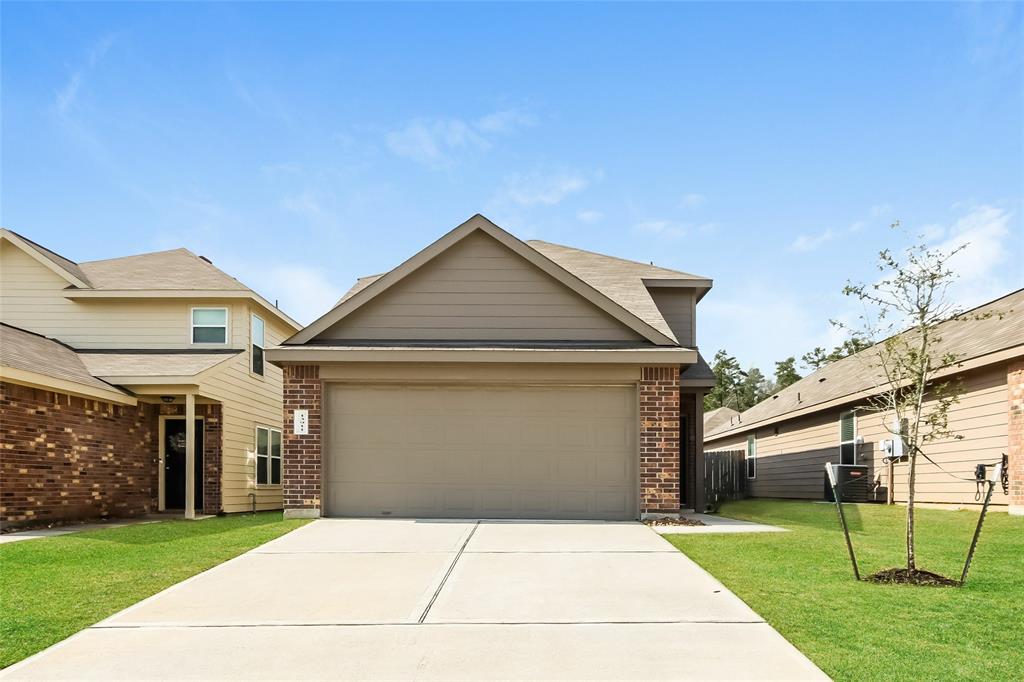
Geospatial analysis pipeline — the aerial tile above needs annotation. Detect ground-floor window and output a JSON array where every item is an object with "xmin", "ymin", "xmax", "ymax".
[
  {"xmin": 839, "ymin": 410, "xmax": 857, "ymax": 465},
  {"xmin": 255, "ymin": 425, "xmax": 282, "ymax": 485},
  {"xmin": 746, "ymin": 434, "xmax": 757, "ymax": 479}
]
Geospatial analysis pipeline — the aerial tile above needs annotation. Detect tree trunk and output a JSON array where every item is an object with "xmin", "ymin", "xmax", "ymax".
[{"xmin": 906, "ymin": 449, "xmax": 917, "ymax": 571}]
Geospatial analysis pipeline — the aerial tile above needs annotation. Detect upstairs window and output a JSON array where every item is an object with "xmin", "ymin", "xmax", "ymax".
[
  {"xmin": 191, "ymin": 308, "xmax": 228, "ymax": 344},
  {"xmin": 746, "ymin": 434, "xmax": 757, "ymax": 479},
  {"xmin": 256, "ymin": 426, "xmax": 282, "ymax": 486},
  {"xmin": 840, "ymin": 411, "xmax": 857, "ymax": 465},
  {"xmin": 251, "ymin": 314, "xmax": 265, "ymax": 376}
]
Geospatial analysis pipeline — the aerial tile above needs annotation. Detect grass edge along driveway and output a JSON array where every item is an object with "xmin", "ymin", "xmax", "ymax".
[
  {"xmin": 664, "ymin": 499, "xmax": 1023, "ymax": 682},
  {"xmin": 0, "ymin": 512, "xmax": 310, "ymax": 668}
]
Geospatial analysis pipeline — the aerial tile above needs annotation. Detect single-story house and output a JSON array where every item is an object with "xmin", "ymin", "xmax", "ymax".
[
  {"xmin": 267, "ymin": 214, "xmax": 716, "ymax": 520},
  {"xmin": 704, "ymin": 288, "xmax": 1023, "ymax": 514},
  {"xmin": 0, "ymin": 229, "xmax": 301, "ymax": 529}
]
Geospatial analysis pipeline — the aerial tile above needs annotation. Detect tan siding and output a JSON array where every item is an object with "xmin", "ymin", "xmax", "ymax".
[
  {"xmin": 648, "ymin": 289, "xmax": 694, "ymax": 347},
  {"xmin": 318, "ymin": 231, "xmax": 642, "ymax": 342},
  {"xmin": 1, "ymin": 242, "xmax": 249, "ymax": 350},
  {"xmin": 198, "ymin": 306, "xmax": 289, "ymax": 512},
  {"xmin": 705, "ymin": 364, "xmax": 1010, "ymax": 507}
]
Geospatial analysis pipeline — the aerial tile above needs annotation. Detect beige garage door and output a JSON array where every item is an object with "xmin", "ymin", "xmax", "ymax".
[{"xmin": 324, "ymin": 384, "xmax": 637, "ymax": 520}]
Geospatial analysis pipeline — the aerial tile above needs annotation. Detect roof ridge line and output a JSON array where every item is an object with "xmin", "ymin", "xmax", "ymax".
[{"xmin": 527, "ymin": 239, "xmax": 707, "ymax": 279}]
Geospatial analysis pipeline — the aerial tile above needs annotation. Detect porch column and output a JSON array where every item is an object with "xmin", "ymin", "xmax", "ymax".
[{"xmin": 185, "ymin": 392, "xmax": 196, "ymax": 520}]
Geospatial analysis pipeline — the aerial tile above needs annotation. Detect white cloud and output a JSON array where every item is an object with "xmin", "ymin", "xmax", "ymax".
[
  {"xmin": 932, "ymin": 204, "xmax": 1014, "ymax": 308},
  {"xmin": 577, "ymin": 209, "xmax": 604, "ymax": 224},
  {"xmin": 789, "ymin": 228, "xmax": 835, "ymax": 252},
  {"xmin": 501, "ymin": 169, "xmax": 589, "ymax": 206},
  {"xmin": 280, "ymin": 191, "xmax": 324, "ymax": 221},
  {"xmin": 680, "ymin": 193, "xmax": 706, "ymax": 209},
  {"xmin": 475, "ymin": 108, "xmax": 537, "ymax": 134},
  {"xmin": 258, "ymin": 265, "xmax": 345, "ymax": 325},
  {"xmin": 54, "ymin": 33, "xmax": 116, "ymax": 115},
  {"xmin": 870, "ymin": 203, "xmax": 893, "ymax": 218},
  {"xmin": 634, "ymin": 220, "xmax": 686, "ymax": 239},
  {"xmin": 700, "ymin": 287, "xmax": 835, "ymax": 373},
  {"xmin": 385, "ymin": 118, "xmax": 488, "ymax": 168},
  {"xmin": 385, "ymin": 108, "xmax": 534, "ymax": 168}
]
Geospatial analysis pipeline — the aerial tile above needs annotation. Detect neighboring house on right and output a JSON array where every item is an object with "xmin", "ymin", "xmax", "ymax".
[{"xmin": 704, "ymin": 288, "xmax": 1023, "ymax": 515}]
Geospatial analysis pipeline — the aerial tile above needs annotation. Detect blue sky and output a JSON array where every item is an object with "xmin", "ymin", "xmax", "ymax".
[{"xmin": 3, "ymin": 2, "xmax": 1021, "ymax": 374}]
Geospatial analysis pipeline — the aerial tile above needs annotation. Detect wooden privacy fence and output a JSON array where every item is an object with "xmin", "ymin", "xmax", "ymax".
[{"xmin": 703, "ymin": 449, "xmax": 748, "ymax": 512}]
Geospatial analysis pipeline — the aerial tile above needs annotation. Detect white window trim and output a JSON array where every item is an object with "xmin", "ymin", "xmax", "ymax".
[
  {"xmin": 251, "ymin": 313, "xmax": 265, "ymax": 377},
  {"xmin": 839, "ymin": 410, "xmax": 858, "ymax": 466},
  {"xmin": 190, "ymin": 306, "xmax": 230, "ymax": 346},
  {"xmin": 254, "ymin": 425, "xmax": 282, "ymax": 487},
  {"xmin": 746, "ymin": 434, "xmax": 757, "ymax": 480}
]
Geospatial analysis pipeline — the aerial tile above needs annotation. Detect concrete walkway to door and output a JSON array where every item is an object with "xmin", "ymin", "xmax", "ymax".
[{"xmin": 1, "ymin": 519, "xmax": 826, "ymax": 681}]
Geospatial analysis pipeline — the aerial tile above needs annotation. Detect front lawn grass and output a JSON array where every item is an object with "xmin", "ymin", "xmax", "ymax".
[
  {"xmin": 0, "ymin": 512, "xmax": 309, "ymax": 668},
  {"xmin": 665, "ymin": 500, "xmax": 1023, "ymax": 681}
]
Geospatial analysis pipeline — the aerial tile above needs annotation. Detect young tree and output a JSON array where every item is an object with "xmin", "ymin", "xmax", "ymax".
[
  {"xmin": 840, "ymin": 222, "xmax": 977, "ymax": 574},
  {"xmin": 773, "ymin": 357, "xmax": 801, "ymax": 390}
]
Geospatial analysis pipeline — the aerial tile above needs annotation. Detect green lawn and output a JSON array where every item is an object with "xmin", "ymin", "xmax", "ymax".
[
  {"xmin": 665, "ymin": 499, "xmax": 1023, "ymax": 682},
  {"xmin": 0, "ymin": 512, "xmax": 309, "ymax": 669}
]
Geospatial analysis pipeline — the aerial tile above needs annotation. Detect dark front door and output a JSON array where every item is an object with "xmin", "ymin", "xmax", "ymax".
[{"xmin": 165, "ymin": 419, "xmax": 203, "ymax": 510}]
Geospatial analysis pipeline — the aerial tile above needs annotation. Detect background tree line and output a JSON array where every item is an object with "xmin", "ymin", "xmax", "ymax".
[{"xmin": 703, "ymin": 337, "xmax": 870, "ymax": 412}]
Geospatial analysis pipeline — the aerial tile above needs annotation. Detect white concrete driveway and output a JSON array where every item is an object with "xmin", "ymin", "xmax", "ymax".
[{"xmin": 2, "ymin": 519, "xmax": 826, "ymax": 681}]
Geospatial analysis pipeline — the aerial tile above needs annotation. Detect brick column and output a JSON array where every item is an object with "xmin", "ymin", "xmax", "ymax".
[
  {"xmin": 283, "ymin": 365, "xmax": 322, "ymax": 518},
  {"xmin": 640, "ymin": 366, "xmax": 681, "ymax": 517},
  {"xmin": 1009, "ymin": 360, "xmax": 1024, "ymax": 516}
]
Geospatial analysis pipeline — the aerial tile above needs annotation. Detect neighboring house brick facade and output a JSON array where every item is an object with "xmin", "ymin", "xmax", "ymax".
[
  {"xmin": 0, "ymin": 382, "xmax": 159, "ymax": 525},
  {"xmin": 0, "ymin": 229, "xmax": 301, "ymax": 529}
]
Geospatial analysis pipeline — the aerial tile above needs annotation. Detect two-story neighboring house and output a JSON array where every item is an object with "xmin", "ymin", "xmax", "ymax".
[
  {"xmin": 0, "ymin": 229, "xmax": 301, "ymax": 528},
  {"xmin": 267, "ymin": 215, "xmax": 716, "ymax": 521}
]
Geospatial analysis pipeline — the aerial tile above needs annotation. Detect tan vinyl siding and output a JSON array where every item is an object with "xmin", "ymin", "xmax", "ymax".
[
  {"xmin": 705, "ymin": 364, "xmax": 1010, "ymax": 506},
  {"xmin": 647, "ymin": 288, "xmax": 694, "ymax": 347},
  {"xmin": 197, "ymin": 306, "xmax": 289, "ymax": 512},
  {"xmin": 318, "ymin": 231, "xmax": 642, "ymax": 342},
  {"xmin": 1, "ymin": 243, "xmax": 249, "ymax": 350}
]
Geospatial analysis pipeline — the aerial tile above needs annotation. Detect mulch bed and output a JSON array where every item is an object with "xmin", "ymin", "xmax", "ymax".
[
  {"xmin": 643, "ymin": 517, "xmax": 706, "ymax": 527},
  {"xmin": 865, "ymin": 568, "xmax": 960, "ymax": 587}
]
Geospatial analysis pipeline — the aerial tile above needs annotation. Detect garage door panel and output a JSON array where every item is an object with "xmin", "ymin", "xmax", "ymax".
[{"xmin": 325, "ymin": 384, "xmax": 638, "ymax": 520}]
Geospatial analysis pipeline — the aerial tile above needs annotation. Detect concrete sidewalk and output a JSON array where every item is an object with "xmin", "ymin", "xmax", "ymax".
[{"xmin": 1, "ymin": 519, "xmax": 826, "ymax": 681}]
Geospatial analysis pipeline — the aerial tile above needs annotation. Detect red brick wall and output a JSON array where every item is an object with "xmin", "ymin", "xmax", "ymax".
[
  {"xmin": 640, "ymin": 366, "xmax": 681, "ymax": 515},
  {"xmin": 158, "ymin": 402, "xmax": 223, "ymax": 515},
  {"xmin": 1009, "ymin": 360, "xmax": 1024, "ymax": 514},
  {"xmin": 282, "ymin": 365, "xmax": 321, "ymax": 516},
  {"xmin": 0, "ymin": 382, "xmax": 159, "ymax": 529}
]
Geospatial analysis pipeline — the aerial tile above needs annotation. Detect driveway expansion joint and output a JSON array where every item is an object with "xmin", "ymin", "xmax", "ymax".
[{"xmin": 417, "ymin": 521, "xmax": 479, "ymax": 624}]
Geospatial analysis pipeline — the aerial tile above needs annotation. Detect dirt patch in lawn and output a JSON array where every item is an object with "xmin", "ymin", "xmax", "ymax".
[
  {"xmin": 644, "ymin": 517, "xmax": 706, "ymax": 528},
  {"xmin": 865, "ymin": 568, "xmax": 960, "ymax": 587}
]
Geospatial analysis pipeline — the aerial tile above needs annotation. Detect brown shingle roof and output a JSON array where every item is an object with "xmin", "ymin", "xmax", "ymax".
[
  {"xmin": 704, "ymin": 406, "xmax": 740, "ymax": 433},
  {"xmin": 705, "ymin": 288, "xmax": 1024, "ymax": 440},
  {"xmin": 0, "ymin": 324, "xmax": 127, "ymax": 394},
  {"xmin": 79, "ymin": 248, "xmax": 249, "ymax": 291},
  {"xmin": 78, "ymin": 351, "xmax": 240, "ymax": 378},
  {"xmin": 527, "ymin": 240, "xmax": 708, "ymax": 343}
]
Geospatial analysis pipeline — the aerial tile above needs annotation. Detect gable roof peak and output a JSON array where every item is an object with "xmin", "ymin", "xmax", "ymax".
[{"xmin": 287, "ymin": 214, "xmax": 678, "ymax": 346}]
